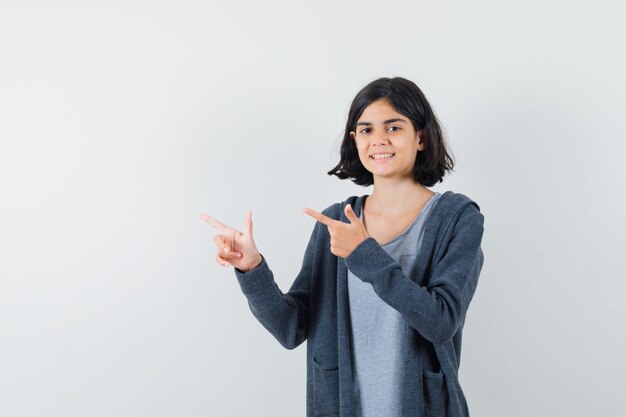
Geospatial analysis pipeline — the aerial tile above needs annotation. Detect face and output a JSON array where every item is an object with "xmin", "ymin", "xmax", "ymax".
[{"xmin": 350, "ymin": 99, "xmax": 424, "ymax": 181}]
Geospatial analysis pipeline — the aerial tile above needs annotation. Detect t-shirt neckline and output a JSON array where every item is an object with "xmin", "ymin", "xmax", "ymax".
[{"xmin": 359, "ymin": 192, "xmax": 439, "ymax": 247}]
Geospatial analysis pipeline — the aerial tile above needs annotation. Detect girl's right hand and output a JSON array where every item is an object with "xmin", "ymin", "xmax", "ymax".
[{"xmin": 200, "ymin": 210, "xmax": 263, "ymax": 272}]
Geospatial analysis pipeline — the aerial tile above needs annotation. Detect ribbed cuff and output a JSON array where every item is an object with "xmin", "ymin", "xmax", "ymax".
[
  {"xmin": 345, "ymin": 237, "xmax": 396, "ymax": 281},
  {"xmin": 233, "ymin": 254, "xmax": 277, "ymax": 297}
]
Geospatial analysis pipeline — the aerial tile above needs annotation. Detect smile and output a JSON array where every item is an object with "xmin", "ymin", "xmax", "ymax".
[{"xmin": 370, "ymin": 153, "xmax": 395, "ymax": 160}]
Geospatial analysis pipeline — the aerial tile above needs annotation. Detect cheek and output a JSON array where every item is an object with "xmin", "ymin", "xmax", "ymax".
[
  {"xmin": 354, "ymin": 142, "xmax": 366, "ymax": 158},
  {"xmin": 358, "ymin": 147, "xmax": 370, "ymax": 163}
]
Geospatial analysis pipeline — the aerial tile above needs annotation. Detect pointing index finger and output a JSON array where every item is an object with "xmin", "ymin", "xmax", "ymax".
[
  {"xmin": 302, "ymin": 207, "xmax": 335, "ymax": 226},
  {"xmin": 200, "ymin": 213, "xmax": 226, "ymax": 230}
]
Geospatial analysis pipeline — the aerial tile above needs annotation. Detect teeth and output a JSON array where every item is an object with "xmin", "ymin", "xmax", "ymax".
[{"xmin": 371, "ymin": 153, "xmax": 394, "ymax": 159}]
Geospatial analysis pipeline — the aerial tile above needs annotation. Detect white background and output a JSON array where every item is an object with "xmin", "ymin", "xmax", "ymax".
[{"xmin": 1, "ymin": 1, "xmax": 625, "ymax": 416}]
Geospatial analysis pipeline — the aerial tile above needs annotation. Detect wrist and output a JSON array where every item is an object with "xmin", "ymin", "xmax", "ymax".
[{"xmin": 243, "ymin": 253, "xmax": 263, "ymax": 272}]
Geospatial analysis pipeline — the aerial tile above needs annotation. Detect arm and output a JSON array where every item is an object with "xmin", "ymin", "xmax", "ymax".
[
  {"xmin": 345, "ymin": 204, "xmax": 485, "ymax": 345},
  {"xmin": 233, "ymin": 221, "xmax": 321, "ymax": 350}
]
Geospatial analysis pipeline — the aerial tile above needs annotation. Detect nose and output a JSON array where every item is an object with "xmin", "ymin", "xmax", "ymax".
[{"xmin": 372, "ymin": 131, "xmax": 389, "ymax": 146}]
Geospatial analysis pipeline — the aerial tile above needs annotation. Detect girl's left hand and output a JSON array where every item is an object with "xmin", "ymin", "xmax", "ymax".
[{"xmin": 302, "ymin": 204, "xmax": 370, "ymax": 258}]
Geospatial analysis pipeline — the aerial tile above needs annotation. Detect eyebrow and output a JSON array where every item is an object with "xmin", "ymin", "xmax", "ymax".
[{"xmin": 356, "ymin": 118, "xmax": 408, "ymax": 126}]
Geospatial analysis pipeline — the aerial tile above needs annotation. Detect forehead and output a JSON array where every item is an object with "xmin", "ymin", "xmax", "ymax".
[{"xmin": 358, "ymin": 99, "xmax": 407, "ymax": 122}]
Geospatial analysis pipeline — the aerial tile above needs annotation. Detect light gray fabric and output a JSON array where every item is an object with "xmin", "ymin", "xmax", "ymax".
[{"xmin": 348, "ymin": 192, "xmax": 442, "ymax": 417}]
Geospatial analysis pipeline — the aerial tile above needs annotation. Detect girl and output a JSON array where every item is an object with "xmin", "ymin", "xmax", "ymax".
[{"xmin": 202, "ymin": 77, "xmax": 485, "ymax": 417}]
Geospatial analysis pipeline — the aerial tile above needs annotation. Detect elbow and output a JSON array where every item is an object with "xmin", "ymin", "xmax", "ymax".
[
  {"xmin": 429, "ymin": 323, "xmax": 458, "ymax": 345},
  {"xmin": 278, "ymin": 339, "xmax": 299, "ymax": 350},
  {"xmin": 423, "ymin": 307, "xmax": 463, "ymax": 345},
  {"xmin": 248, "ymin": 301, "xmax": 307, "ymax": 350},
  {"xmin": 423, "ymin": 291, "xmax": 466, "ymax": 344},
  {"xmin": 274, "ymin": 330, "xmax": 306, "ymax": 350}
]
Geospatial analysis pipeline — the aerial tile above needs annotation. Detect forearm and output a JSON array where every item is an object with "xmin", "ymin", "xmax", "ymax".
[
  {"xmin": 234, "ymin": 254, "xmax": 308, "ymax": 349},
  {"xmin": 345, "ymin": 211, "xmax": 484, "ymax": 344}
]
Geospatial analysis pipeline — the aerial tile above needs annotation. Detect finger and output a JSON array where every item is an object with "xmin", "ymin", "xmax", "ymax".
[
  {"xmin": 213, "ymin": 234, "xmax": 230, "ymax": 250},
  {"xmin": 302, "ymin": 207, "xmax": 335, "ymax": 226},
  {"xmin": 344, "ymin": 204, "xmax": 361, "ymax": 224},
  {"xmin": 214, "ymin": 234, "xmax": 237, "ymax": 254},
  {"xmin": 220, "ymin": 247, "xmax": 242, "ymax": 259},
  {"xmin": 215, "ymin": 254, "xmax": 230, "ymax": 267},
  {"xmin": 244, "ymin": 210, "xmax": 254, "ymax": 238},
  {"xmin": 201, "ymin": 213, "xmax": 227, "ymax": 230}
]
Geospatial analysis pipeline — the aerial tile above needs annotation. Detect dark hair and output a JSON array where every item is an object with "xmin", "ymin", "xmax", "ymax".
[{"xmin": 327, "ymin": 77, "xmax": 454, "ymax": 187}]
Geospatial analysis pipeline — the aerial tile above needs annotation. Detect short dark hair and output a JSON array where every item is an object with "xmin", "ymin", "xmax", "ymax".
[{"xmin": 328, "ymin": 77, "xmax": 454, "ymax": 187}]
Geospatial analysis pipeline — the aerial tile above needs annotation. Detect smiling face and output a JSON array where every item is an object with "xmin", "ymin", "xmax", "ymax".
[{"xmin": 350, "ymin": 98, "xmax": 424, "ymax": 182}]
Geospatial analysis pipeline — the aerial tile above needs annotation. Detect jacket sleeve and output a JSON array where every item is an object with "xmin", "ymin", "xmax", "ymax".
[
  {"xmin": 345, "ymin": 203, "xmax": 485, "ymax": 344},
  {"xmin": 232, "ymin": 220, "xmax": 321, "ymax": 350}
]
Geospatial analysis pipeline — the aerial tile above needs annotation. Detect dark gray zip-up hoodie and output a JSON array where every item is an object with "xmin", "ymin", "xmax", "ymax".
[{"xmin": 234, "ymin": 191, "xmax": 485, "ymax": 417}]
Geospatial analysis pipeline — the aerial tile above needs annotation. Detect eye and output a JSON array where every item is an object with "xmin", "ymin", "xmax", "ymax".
[
  {"xmin": 388, "ymin": 126, "xmax": 400, "ymax": 132},
  {"xmin": 359, "ymin": 127, "xmax": 371, "ymax": 134}
]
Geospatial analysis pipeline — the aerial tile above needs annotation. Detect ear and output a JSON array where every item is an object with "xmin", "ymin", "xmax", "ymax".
[
  {"xmin": 349, "ymin": 131, "xmax": 356, "ymax": 140},
  {"xmin": 416, "ymin": 131, "xmax": 425, "ymax": 151}
]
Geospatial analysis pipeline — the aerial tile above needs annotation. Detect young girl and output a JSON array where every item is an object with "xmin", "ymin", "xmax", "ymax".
[{"xmin": 202, "ymin": 77, "xmax": 485, "ymax": 417}]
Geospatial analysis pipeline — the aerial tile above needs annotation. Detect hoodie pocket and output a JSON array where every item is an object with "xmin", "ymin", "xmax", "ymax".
[
  {"xmin": 423, "ymin": 369, "xmax": 447, "ymax": 417},
  {"xmin": 312, "ymin": 356, "xmax": 340, "ymax": 417}
]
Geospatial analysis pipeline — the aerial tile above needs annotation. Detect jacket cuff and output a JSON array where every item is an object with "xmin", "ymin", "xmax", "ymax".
[
  {"xmin": 345, "ymin": 237, "xmax": 396, "ymax": 281},
  {"xmin": 233, "ymin": 254, "xmax": 276, "ymax": 297}
]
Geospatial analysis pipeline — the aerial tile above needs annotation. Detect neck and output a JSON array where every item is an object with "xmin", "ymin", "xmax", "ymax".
[{"xmin": 366, "ymin": 176, "xmax": 434, "ymax": 216}]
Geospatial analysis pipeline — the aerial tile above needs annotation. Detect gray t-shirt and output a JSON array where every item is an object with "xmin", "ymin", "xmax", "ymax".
[{"xmin": 347, "ymin": 191, "xmax": 442, "ymax": 417}]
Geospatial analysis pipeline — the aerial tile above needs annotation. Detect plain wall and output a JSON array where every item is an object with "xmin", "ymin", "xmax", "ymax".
[{"xmin": 1, "ymin": 0, "xmax": 625, "ymax": 416}]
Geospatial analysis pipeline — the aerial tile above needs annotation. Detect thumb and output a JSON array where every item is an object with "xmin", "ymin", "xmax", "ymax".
[
  {"xmin": 244, "ymin": 210, "xmax": 254, "ymax": 238},
  {"xmin": 344, "ymin": 204, "xmax": 360, "ymax": 224}
]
